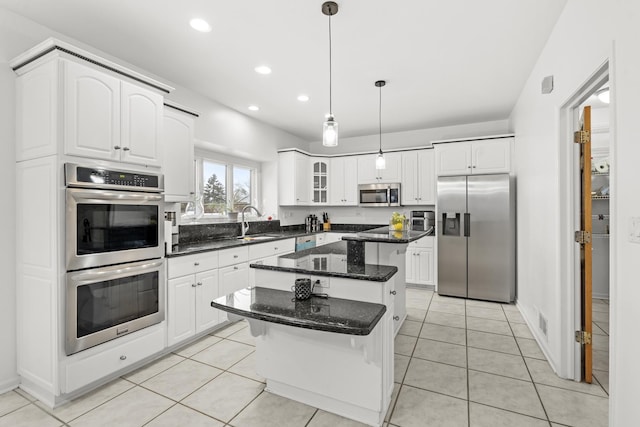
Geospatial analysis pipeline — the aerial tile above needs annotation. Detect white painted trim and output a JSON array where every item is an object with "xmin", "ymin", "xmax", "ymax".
[
  {"xmin": 276, "ymin": 146, "xmax": 433, "ymax": 158},
  {"xmin": 430, "ymin": 133, "xmax": 515, "ymax": 144},
  {"xmin": 0, "ymin": 376, "xmax": 20, "ymax": 395}
]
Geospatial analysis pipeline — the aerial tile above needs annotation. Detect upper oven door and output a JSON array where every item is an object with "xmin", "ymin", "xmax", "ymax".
[{"xmin": 66, "ymin": 188, "xmax": 164, "ymax": 271}]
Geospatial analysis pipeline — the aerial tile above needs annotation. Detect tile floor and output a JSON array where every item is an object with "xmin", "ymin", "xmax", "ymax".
[{"xmin": 0, "ymin": 289, "xmax": 610, "ymax": 427}]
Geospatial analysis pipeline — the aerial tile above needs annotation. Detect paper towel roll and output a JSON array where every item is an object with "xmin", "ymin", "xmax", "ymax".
[
  {"xmin": 164, "ymin": 220, "xmax": 173, "ymax": 254},
  {"xmin": 595, "ymin": 161, "xmax": 609, "ymax": 173}
]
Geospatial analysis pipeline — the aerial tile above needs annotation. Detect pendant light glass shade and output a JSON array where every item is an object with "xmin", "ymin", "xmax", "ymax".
[
  {"xmin": 323, "ymin": 116, "xmax": 339, "ymax": 147},
  {"xmin": 376, "ymin": 150, "xmax": 386, "ymax": 169}
]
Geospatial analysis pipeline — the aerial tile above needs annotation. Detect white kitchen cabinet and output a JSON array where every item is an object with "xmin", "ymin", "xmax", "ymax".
[
  {"xmin": 311, "ymin": 157, "xmax": 329, "ymax": 205},
  {"xmin": 167, "ymin": 252, "xmax": 221, "ymax": 347},
  {"xmin": 278, "ymin": 150, "xmax": 310, "ymax": 205},
  {"xmin": 330, "ymin": 156, "xmax": 358, "ymax": 205},
  {"xmin": 357, "ymin": 152, "xmax": 401, "ymax": 184},
  {"xmin": 162, "ymin": 106, "xmax": 196, "ymax": 202},
  {"xmin": 435, "ymin": 137, "xmax": 512, "ymax": 176},
  {"xmin": 219, "ymin": 246, "xmax": 250, "ymax": 298},
  {"xmin": 402, "ymin": 149, "xmax": 435, "ymax": 205},
  {"xmin": 406, "ymin": 236, "xmax": 434, "ymax": 286},
  {"xmin": 64, "ymin": 60, "xmax": 164, "ymax": 167},
  {"xmin": 248, "ymin": 238, "xmax": 295, "ymax": 286}
]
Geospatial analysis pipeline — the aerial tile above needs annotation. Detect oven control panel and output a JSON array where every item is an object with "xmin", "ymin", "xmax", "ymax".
[{"xmin": 65, "ymin": 164, "xmax": 163, "ymax": 192}]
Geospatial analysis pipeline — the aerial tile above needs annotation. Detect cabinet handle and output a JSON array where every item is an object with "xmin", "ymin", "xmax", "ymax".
[
  {"xmin": 194, "ymin": 262, "xmax": 200, "ymax": 266},
  {"xmin": 233, "ymin": 266, "xmax": 239, "ymax": 270},
  {"xmin": 120, "ymin": 355, "xmax": 127, "ymax": 360},
  {"xmin": 393, "ymin": 316, "xmax": 400, "ymax": 321},
  {"xmin": 472, "ymin": 165, "xmax": 476, "ymax": 168},
  {"xmin": 191, "ymin": 283, "xmax": 197, "ymax": 287},
  {"xmin": 467, "ymin": 165, "xmax": 471, "ymax": 169},
  {"xmin": 114, "ymin": 145, "xmax": 121, "ymax": 150},
  {"xmin": 197, "ymin": 282, "xmax": 203, "ymax": 286},
  {"xmin": 233, "ymin": 255, "xmax": 238, "ymax": 258},
  {"xmin": 390, "ymin": 290, "xmax": 397, "ymax": 295},
  {"xmin": 123, "ymin": 147, "xmax": 130, "ymax": 151},
  {"xmin": 189, "ymin": 192, "xmax": 195, "ymax": 195},
  {"xmin": 274, "ymin": 247, "xmax": 278, "ymax": 250}
]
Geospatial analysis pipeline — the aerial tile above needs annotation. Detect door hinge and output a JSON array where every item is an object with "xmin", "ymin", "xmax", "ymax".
[
  {"xmin": 573, "ymin": 130, "xmax": 591, "ymax": 144},
  {"xmin": 574, "ymin": 230, "xmax": 592, "ymax": 244},
  {"xmin": 575, "ymin": 330, "xmax": 592, "ymax": 345}
]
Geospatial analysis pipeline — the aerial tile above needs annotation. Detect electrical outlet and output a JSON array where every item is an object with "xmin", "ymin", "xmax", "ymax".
[
  {"xmin": 313, "ymin": 277, "xmax": 329, "ymax": 288},
  {"xmin": 355, "ymin": 211, "xmax": 362, "ymax": 216},
  {"xmin": 629, "ymin": 217, "xmax": 640, "ymax": 243},
  {"xmin": 538, "ymin": 311, "xmax": 548, "ymax": 338}
]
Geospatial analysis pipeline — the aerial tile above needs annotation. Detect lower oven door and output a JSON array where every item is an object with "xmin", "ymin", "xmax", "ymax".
[
  {"xmin": 66, "ymin": 188, "xmax": 164, "ymax": 271},
  {"xmin": 66, "ymin": 259, "xmax": 165, "ymax": 355}
]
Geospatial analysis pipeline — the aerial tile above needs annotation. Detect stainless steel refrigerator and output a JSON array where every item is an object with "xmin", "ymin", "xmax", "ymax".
[{"xmin": 437, "ymin": 174, "xmax": 515, "ymax": 302}]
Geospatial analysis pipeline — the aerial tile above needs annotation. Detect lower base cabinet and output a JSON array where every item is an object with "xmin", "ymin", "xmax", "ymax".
[{"xmin": 406, "ymin": 237, "xmax": 434, "ymax": 286}]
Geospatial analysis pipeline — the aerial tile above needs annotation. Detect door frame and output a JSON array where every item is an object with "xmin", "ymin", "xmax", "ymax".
[{"xmin": 558, "ymin": 61, "xmax": 609, "ymax": 380}]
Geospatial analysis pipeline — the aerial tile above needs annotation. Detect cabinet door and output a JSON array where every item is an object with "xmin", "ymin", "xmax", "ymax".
[
  {"xmin": 64, "ymin": 60, "xmax": 121, "ymax": 161},
  {"xmin": 471, "ymin": 138, "xmax": 511, "ymax": 174},
  {"xmin": 357, "ymin": 154, "xmax": 379, "ymax": 184},
  {"xmin": 342, "ymin": 157, "xmax": 358, "ymax": 205},
  {"xmin": 415, "ymin": 248, "xmax": 434, "ymax": 285},
  {"xmin": 219, "ymin": 263, "xmax": 250, "ymax": 295},
  {"xmin": 120, "ymin": 81, "xmax": 163, "ymax": 167},
  {"xmin": 329, "ymin": 157, "xmax": 345, "ymax": 204},
  {"xmin": 195, "ymin": 270, "xmax": 220, "ymax": 333},
  {"xmin": 294, "ymin": 153, "xmax": 311, "ymax": 205},
  {"xmin": 167, "ymin": 276, "xmax": 196, "ymax": 346},
  {"xmin": 417, "ymin": 149, "xmax": 435, "ymax": 204},
  {"xmin": 405, "ymin": 249, "xmax": 416, "ymax": 283},
  {"xmin": 163, "ymin": 109, "xmax": 195, "ymax": 202},
  {"xmin": 311, "ymin": 158, "xmax": 329, "ymax": 204},
  {"xmin": 435, "ymin": 142, "xmax": 472, "ymax": 176},
  {"xmin": 401, "ymin": 152, "xmax": 419, "ymax": 205},
  {"xmin": 279, "ymin": 151, "xmax": 310, "ymax": 206},
  {"xmin": 380, "ymin": 152, "xmax": 402, "ymax": 182}
]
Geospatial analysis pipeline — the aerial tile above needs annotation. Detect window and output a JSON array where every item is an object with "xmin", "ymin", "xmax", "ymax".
[{"xmin": 182, "ymin": 154, "xmax": 258, "ymax": 220}]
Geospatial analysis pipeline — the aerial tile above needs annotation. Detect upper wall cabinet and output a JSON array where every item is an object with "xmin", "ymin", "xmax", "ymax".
[
  {"xmin": 330, "ymin": 156, "xmax": 358, "ymax": 206},
  {"xmin": 278, "ymin": 151, "xmax": 310, "ymax": 206},
  {"xmin": 434, "ymin": 137, "xmax": 512, "ymax": 176},
  {"xmin": 162, "ymin": 106, "xmax": 197, "ymax": 202},
  {"xmin": 310, "ymin": 157, "xmax": 329, "ymax": 205},
  {"xmin": 357, "ymin": 152, "xmax": 401, "ymax": 184},
  {"xmin": 401, "ymin": 149, "xmax": 435, "ymax": 205}
]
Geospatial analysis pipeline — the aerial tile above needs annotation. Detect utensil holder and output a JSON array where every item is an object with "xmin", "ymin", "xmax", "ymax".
[{"xmin": 292, "ymin": 278, "xmax": 314, "ymax": 300}]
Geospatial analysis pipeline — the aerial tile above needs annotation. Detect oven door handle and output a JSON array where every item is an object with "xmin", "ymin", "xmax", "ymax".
[
  {"xmin": 69, "ymin": 260, "xmax": 164, "ymax": 284},
  {"xmin": 68, "ymin": 189, "xmax": 163, "ymax": 202}
]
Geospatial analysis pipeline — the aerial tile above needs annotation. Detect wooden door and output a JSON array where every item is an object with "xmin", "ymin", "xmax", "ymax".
[{"xmin": 576, "ymin": 106, "xmax": 593, "ymax": 383}]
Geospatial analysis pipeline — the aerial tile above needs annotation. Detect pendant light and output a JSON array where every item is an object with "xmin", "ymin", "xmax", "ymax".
[
  {"xmin": 322, "ymin": 2, "xmax": 339, "ymax": 147},
  {"xmin": 375, "ymin": 80, "xmax": 386, "ymax": 169}
]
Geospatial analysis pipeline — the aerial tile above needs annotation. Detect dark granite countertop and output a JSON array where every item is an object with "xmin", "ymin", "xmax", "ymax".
[
  {"xmin": 210, "ymin": 287, "xmax": 386, "ymax": 335},
  {"xmin": 250, "ymin": 241, "xmax": 398, "ymax": 282},
  {"xmin": 342, "ymin": 226, "xmax": 433, "ymax": 244}
]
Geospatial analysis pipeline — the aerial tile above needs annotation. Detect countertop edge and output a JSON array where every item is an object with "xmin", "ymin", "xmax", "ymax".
[{"xmin": 250, "ymin": 262, "xmax": 398, "ymax": 282}]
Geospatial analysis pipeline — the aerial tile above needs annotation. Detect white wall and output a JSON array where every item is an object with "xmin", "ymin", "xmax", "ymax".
[{"xmin": 510, "ymin": 0, "xmax": 640, "ymax": 423}]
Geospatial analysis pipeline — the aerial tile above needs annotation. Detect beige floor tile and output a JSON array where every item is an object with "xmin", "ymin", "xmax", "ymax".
[
  {"xmin": 428, "ymin": 301, "xmax": 466, "ymax": 316},
  {"xmin": 468, "ymin": 347, "xmax": 530, "ymax": 381},
  {"xmin": 593, "ymin": 349, "xmax": 609, "ymax": 372},
  {"xmin": 413, "ymin": 338, "xmax": 467, "ymax": 368},
  {"xmin": 505, "ymin": 310, "xmax": 527, "ymax": 324},
  {"xmin": 390, "ymin": 385, "xmax": 468, "ymax": 427},
  {"xmin": 228, "ymin": 352, "xmax": 264, "ymax": 383},
  {"xmin": 394, "ymin": 354, "xmax": 410, "ymax": 383},
  {"xmin": 38, "ymin": 378, "xmax": 134, "ymax": 422},
  {"xmin": 466, "ymin": 299, "xmax": 504, "ymax": 310},
  {"xmin": 212, "ymin": 320, "xmax": 248, "ymax": 338},
  {"xmin": 403, "ymin": 358, "xmax": 467, "ymax": 399},
  {"xmin": 181, "ymin": 372, "xmax": 264, "ymax": 422},
  {"xmin": 406, "ymin": 294, "xmax": 432, "ymax": 309},
  {"xmin": 468, "ymin": 370, "xmax": 546, "ymax": 419},
  {"xmin": 397, "ymin": 319, "xmax": 422, "ymax": 337},
  {"xmin": 227, "ymin": 327, "xmax": 257, "ymax": 346},
  {"xmin": 592, "ymin": 334, "xmax": 609, "ymax": 351},
  {"xmin": 467, "ymin": 330, "xmax": 520, "ymax": 355},
  {"xmin": 69, "ymin": 387, "xmax": 173, "ymax": 427},
  {"xmin": 191, "ymin": 339, "xmax": 255, "ymax": 370},
  {"xmin": 593, "ymin": 369, "xmax": 609, "ymax": 394},
  {"xmin": 13, "ymin": 389, "xmax": 37, "ymax": 403},
  {"xmin": 0, "ymin": 404, "xmax": 62, "ymax": 427},
  {"xmin": 524, "ymin": 358, "xmax": 607, "ymax": 397},
  {"xmin": 510, "ymin": 323, "xmax": 535, "ymax": 339},
  {"xmin": 592, "ymin": 322, "xmax": 607, "ymax": 336},
  {"xmin": 466, "ymin": 306, "xmax": 507, "ymax": 321},
  {"xmin": 394, "ymin": 334, "xmax": 418, "ymax": 357},
  {"xmin": 307, "ymin": 409, "xmax": 370, "ymax": 427},
  {"xmin": 537, "ymin": 384, "xmax": 609, "ymax": 427},
  {"xmin": 141, "ymin": 359, "xmax": 222, "ymax": 401},
  {"xmin": 0, "ymin": 391, "xmax": 30, "ymax": 417},
  {"xmin": 501, "ymin": 303, "xmax": 520, "ymax": 312},
  {"xmin": 405, "ymin": 307, "xmax": 427, "ymax": 322},
  {"xmin": 175, "ymin": 335, "xmax": 223, "ymax": 358},
  {"xmin": 466, "ymin": 316, "xmax": 512, "ymax": 336},
  {"xmin": 469, "ymin": 402, "xmax": 549, "ymax": 427},
  {"xmin": 145, "ymin": 404, "xmax": 224, "ymax": 426},
  {"xmin": 124, "ymin": 353, "xmax": 185, "ymax": 384},
  {"xmin": 592, "ymin": 311, "xmax": 609, "ymax": 323},
  {"xmin": 594, "ymin": 321, "xmax": 609, "ymax": 334},
  {"xmin": 592, "ymin": 303, "xmax": 609, "ymax": 313},
  {"xmin": 419, "ymin": 323, "xmax": 466, "ymax": 346},
  {"xmin": 228, "ymin": 391, "xmax": 315, "ymax": 427},
  {"xmin": 516, "ymin": 337, "xmax": 546, "ymax": 360},
  {"xmin": 425, "ymin": 311, "xmax": 466, "ymax": 329},
  {"xmin": 432, "ymin": 293, "xmax": 466, "ymax": 305}
]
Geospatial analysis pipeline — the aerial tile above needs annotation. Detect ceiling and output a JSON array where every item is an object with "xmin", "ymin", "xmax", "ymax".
[{"xmin": 0, "ymin": 0, "xmax": 567, "ymax": 142}]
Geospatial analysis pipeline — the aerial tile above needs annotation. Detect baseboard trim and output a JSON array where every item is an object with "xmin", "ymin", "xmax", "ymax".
[{"xmin": 0, "ymin": 376, "xmax": 20, "ymax": 395}]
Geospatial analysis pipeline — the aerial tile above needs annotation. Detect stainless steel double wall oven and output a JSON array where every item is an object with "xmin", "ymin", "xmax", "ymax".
[{"xmin": 65, "ymin": 164, "xmax": 165, "ymax": 355}]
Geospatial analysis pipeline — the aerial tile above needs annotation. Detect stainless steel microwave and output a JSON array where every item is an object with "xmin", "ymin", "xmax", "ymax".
[{"xmin": 358, "ymin": 183, "xmax": 401, "ymax": 207}]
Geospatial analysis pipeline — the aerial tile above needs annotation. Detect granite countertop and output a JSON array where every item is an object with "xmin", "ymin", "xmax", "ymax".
[
  {"xmin": 250, "ymin": 241, "xmax": 398, "ymax": 282},
  {"xmin": 342, "ymin": 226, "xmax": 434, "ymax": 244},
  {"xmin": 210, "ymin": 287, "xmax": 386, "ymax": 335}
]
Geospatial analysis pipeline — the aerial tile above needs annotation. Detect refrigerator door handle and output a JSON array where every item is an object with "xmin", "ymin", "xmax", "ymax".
[{"xmin": 464, "ymin": 213, "xmax": 471, "ymax": 237}]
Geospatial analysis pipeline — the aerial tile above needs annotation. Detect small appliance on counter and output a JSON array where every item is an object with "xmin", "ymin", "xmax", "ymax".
[
  {"xmin": 305, "ymin": 214, "xmax": 321, "ymax": 232},
  {"xmin": 411, "ymin": 210, "xmax": 435, "ymax": 232}
]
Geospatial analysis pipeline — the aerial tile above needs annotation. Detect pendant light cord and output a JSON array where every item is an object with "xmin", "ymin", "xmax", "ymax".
[
  {"xmin": 379, "ymin": 84, "xmax": 382, "ymax": 152},
  {"xmin": 328, "ymin": 12, "xmax": 333, "ymax": 116}
]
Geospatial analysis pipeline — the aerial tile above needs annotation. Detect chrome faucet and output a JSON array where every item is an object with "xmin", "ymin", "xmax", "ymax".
[{"xmin": 241, "ymin": 205, "xmax": 262, "ymax": 237}]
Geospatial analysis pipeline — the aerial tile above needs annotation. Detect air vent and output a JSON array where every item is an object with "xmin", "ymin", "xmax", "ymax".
[{"xmin": 538, "ymin": 311, "xmax": 548, "ymax": 337}]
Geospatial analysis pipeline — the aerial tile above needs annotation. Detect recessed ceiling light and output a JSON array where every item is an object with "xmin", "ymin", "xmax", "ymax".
[
  {"xmin": 190, "ymin": 18, "xmax": 211, "ymax": 32},
  {"xmin": 297, "ymin": 94, "xmax": 310, "ymax": 102},
  {"xmin": 248, "ymin": 105, "xmax": 260, "ymax": 111},
  {"xmin": 254, "ymin": 65, "xmax": 272, "ymax": 75}
]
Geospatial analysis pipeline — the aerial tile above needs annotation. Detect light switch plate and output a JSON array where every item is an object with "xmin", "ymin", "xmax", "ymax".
[{"xmin": 629, "ymin": 217, "xmax": 640, "ymax": 243}]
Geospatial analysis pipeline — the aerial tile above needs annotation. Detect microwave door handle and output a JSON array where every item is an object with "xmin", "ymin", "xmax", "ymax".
[
  {"xmin": 68, "ymin": 189, "xmax": 163, "ymax": 202},
  {"xmin": 70, "ymin": 260, "xmax": 163, "ymax": 285},
  {"xmin": 387, "ymin": 187, "xmax": 391, "ymax": 207}
]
